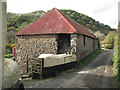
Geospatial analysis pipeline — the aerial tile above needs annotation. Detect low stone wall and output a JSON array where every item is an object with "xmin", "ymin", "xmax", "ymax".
[
  {"xmin": 43, "ymin": 54, "xmax": 76, "ymax": 67},
  {"xmin": 76, "ymin": 34, "xmax": 94, "ymax": 62},
  {"xmin": 16, "ymin": 35, "xmax": 58, "ymax": 75}
]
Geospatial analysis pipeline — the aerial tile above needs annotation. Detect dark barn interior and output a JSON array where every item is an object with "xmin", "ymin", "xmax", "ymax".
[{"xmin": 57, "ymin": 34, "xmax": 70, "ymax": 54}]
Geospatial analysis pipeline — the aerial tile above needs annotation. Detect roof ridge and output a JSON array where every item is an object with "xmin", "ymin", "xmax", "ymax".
[
  {"xmin": 54, "ymin": 9, "xmax": 77, "ymax": 33},
  {"xmin": 59, "ymin": 11, "xmax": 82, "ymax": 34}
]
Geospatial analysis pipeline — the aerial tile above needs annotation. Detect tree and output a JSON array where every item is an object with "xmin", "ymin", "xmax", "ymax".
[
  {"xmin": 91, "ymin": 25, "xmax": 98, "ymax": 31},
  {"xmin": 7, "ymin": 31, "xmax": 16, "ymax": 44},
  {"xmin": 86, "ymin": 24, "xmax": 91, "ymax": 29},
  {"xmin": 15, "ymin": 15, "xmax": 32, "ymax": 28},
  {"xmin": 102, "ymin": 31, "xmax": 117, "ymax": 49}
]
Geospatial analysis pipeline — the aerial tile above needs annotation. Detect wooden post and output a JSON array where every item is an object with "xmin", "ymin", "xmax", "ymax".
[{"xmin": 0, "ymin": 0, "xmax": 7, "ymax": 89}]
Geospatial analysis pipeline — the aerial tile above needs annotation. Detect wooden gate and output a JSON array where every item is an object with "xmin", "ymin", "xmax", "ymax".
[{"xmin": 26, "ymin": 58, "xmax": 43, "ymax": 79}]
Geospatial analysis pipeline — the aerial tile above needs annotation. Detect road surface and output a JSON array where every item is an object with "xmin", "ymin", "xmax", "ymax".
[{"xmin": 24, "ymin": 50, "xmax": 115, "ymax": 88}]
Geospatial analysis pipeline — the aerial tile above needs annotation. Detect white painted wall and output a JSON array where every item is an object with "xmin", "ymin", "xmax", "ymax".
[{"xmin": 0, "ymin": 0, "xmax": 7, "ymax": 89}]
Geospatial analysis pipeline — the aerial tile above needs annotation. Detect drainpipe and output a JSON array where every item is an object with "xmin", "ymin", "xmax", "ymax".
[{"xmin": 0, "ymin": 0, "xmax": 7, "ymax": 89}]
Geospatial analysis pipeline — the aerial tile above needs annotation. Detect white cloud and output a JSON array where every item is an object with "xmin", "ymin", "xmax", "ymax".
[{"xmin": 7, "ymin": 0, "xmax": 119, "ymax": 29}]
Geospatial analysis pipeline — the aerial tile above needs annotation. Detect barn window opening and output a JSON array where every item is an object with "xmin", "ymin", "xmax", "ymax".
[
  {"xmin": 57, "ymin": 34, "xmax": 70, "ymax": 54},
  {"xmin": 83, "ymin": 35, "xmax": 86, "ymax": 46}
]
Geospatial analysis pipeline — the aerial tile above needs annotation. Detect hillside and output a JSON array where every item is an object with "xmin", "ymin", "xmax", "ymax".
[{"xmin": 6, "ymin": 9, "xmax": 115, "ymax": 54}]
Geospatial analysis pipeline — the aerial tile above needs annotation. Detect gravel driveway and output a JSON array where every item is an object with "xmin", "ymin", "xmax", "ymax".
[{"xmin": 23, "ymin": 50, "xmax": 115, "ymax": 88}]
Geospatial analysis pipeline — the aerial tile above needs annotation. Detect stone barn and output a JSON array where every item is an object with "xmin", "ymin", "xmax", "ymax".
[{"xmin": 15, "ymin": 8, "xmax": 99, "ymax": 76}]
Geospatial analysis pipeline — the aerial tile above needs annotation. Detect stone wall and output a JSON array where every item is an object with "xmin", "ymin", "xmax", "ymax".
[
  {"xmin": 70, "ymin": 34, "xmax": 77, "ymax": 54},
  {"xmin": 76, "ymin": 34, "xmax": 94, "ymax": 62},
  {"xmin": 16, "ymin": 35, "xmax": 58, "ymax": 75}
]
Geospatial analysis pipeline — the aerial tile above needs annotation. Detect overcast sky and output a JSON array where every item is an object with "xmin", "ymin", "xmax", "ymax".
[{"xmin": 7, "ymin": 0, "xmax": 119, "ymax": 29}]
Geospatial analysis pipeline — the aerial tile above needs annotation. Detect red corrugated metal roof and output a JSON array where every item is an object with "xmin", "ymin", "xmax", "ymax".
[{"xmin": 16, "ymin": 8, "xmax": 95, "ymax": 38}]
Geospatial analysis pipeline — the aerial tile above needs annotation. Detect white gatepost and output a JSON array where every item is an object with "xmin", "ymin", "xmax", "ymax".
[{"xmin": 0, "ymin": 0, "xmax": 7, "ymax": 89}]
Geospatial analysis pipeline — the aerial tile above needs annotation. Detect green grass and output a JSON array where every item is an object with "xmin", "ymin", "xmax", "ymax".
[{"xmin": 61, "ymin": 49, "xmax": 102, "ymax": 74}]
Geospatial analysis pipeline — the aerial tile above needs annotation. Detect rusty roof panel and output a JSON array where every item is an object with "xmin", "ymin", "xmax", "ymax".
[{"xmin": 16, "ymin": 8, "xmax": 95, "ymax": 38}]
